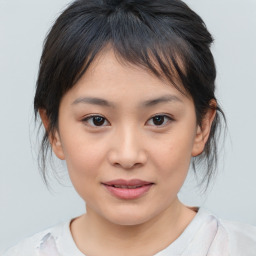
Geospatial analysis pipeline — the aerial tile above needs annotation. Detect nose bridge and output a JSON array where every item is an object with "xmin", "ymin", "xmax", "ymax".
[
  {"xmin": 120, "ymin": 124, "xmax": 140, "ymax": 152},
  {"xmin": 109, "ymin": 123, "xmax": 147, "ymax": 169}
]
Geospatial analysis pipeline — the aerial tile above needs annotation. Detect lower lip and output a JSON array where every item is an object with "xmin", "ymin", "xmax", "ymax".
[{"xmin": 103, "ymin": 184, "xmax": 153, "ymax": 200}]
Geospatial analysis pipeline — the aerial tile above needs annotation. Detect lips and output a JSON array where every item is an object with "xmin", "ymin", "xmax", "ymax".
[{"xmin": 102, "ymin": 179, "xmax": 154, "ymax": 199}]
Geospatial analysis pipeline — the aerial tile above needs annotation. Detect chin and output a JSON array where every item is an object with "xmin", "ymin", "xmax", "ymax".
[
  {"xmin": 102, "ymin": 207, "xmax": 156, "ymax": 226},
  {"xmin": 109, "ymin": 216, "xmax": 150, "ymax": 226}
]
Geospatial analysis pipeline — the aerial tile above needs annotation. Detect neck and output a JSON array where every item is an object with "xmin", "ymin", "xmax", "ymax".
[{"xmin": 70, "ymin": 198, "xmax": 197, "ymax": 256}]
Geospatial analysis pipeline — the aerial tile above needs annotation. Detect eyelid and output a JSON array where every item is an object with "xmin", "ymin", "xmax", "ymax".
[
  {"xmin": 82, "ymin": 114, "xmax": 110, "ymax": 127},
  {"xmin": 146, "ymin": 114, "xmax": 174, "ymax": 127}
]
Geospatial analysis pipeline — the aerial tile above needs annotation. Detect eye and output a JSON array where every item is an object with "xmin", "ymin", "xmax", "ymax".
[
  {"xmin": 147, "ymin": 114, "xmax": 173, "ymax": 127},
  {"xmin": 82, "ymin": 115, "xmax": 110, "ymax": 127}
]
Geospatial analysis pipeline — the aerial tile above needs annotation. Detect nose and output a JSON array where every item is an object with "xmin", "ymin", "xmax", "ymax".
[{"xmin": 107, "ymin": 126, "xmax": 147, "ymax": 170}]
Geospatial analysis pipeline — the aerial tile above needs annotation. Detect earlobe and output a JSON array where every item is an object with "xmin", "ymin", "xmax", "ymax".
[
  {"xmin": 51, "ymin": 131, "xmax": 65, "ymax": 160},
  {"xmin": 39, "ymin": 109, "xmax": 65, "ymax": 160},
  {"xmin": 191, "ymin": 126, "xmax": 204, "ymax": 157},
  {"xmin": 192, "ymin": 102, "xmax": 216, "ymax": 157}
]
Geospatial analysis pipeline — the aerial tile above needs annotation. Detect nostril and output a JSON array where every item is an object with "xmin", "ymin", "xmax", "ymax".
[
  {"xmin": 113, "ymin": 162, "xmax": 142, "ymax": 170},
  {"xmin": 107, "ymin": 146, "xmax": 147, "ymax": 169}
]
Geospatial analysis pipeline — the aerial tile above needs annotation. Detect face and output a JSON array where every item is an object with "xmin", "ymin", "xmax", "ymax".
[{"xmin": 48, "ymin": 49, "xmax": 211, "ymax": 226}]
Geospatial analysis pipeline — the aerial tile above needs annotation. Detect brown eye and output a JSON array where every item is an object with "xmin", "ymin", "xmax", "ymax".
[
  {"xmin": 92, "ymin": 116, "xmax": 105, "ymax": 126},
  {"xmin": 147, "ymin": 115, "xmax": 173, "ymax": 127},
  {"xmin": 82, "ymin": 115, "xmax": 109, "ymax": 127},
  {"xmin": 153, "ymin": 116, "xmax": 165, "ymax": 125}
]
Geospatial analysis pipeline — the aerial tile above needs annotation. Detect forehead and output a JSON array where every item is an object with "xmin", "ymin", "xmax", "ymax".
[{"xmin": 70, "ymin": 48, "xmax": 190, "ymax": 102}]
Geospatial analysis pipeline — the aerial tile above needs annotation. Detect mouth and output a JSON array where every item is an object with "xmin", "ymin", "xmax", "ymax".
[
  {"xmin": 102, "ymin": 179, "xmax": 154, "ymax": 200},
  {"xmin": 108, "ymin": 185, "xmax": 146, "ymax": 189}
]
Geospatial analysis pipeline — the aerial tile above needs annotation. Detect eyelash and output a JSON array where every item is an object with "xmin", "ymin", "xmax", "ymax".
[{"xmin": 82, "ymin": 114, "xmax": 174, "ymax": 128}]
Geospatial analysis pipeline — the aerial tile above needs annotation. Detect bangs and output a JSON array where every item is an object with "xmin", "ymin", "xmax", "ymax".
[{"xmin": 42, "ymin": 1, "xmax": 193, "ymax": 98}]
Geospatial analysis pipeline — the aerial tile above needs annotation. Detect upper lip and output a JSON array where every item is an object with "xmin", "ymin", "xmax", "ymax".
[{"xmin": 102, "ymin": 179, "xmax": 154, "ymax": 186}]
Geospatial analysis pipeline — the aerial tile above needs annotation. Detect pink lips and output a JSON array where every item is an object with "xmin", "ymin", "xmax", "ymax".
[{"xmin": 102, "ymin": 179, "xmax": 154, "ymax": 200}]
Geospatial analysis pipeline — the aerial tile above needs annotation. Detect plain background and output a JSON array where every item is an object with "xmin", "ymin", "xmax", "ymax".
[{"xmin": 0, "ymin": 0, "xmax": 256, "ymax": 252}]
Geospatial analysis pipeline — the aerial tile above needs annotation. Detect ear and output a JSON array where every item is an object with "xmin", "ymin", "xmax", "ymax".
[
  {"xmin": 39, "ymin": 109, "xmax": 65, "ymax": 160},
  {"xmin": 192, "ymin": 101, "xmax": 217, "ymax": 157}
]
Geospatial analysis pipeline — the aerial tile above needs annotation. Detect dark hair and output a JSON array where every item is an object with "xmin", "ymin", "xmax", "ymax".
[{"xmin": 34, "ymin": 0, "xmax": 226, "ymax": 187}]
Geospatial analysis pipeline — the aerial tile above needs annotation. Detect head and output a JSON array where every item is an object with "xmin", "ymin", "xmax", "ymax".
[{"xmin": 34, "ymin": 0, "xmax": 225, "ymax": 224}]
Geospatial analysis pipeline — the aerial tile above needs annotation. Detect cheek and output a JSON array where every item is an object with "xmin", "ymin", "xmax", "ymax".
[
  {"xmin": 148, "ymin": 138, "xmax": 193, "ymax": 201},
  {"xmin": 150, "ymin": 128, "xmax": 195, "ymax": 181},
  {"xmin": 60, "ymin": 130, "xmax": 108, "ymax": 187},
  {"xmin": 62, "ymin": 138, "xmax": 107, "ymax": 202}
]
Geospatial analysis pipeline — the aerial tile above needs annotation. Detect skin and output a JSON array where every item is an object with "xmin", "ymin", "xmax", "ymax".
[{"xmin": 40, "ymin": 49, "xmax": 216, "ymax": 256}]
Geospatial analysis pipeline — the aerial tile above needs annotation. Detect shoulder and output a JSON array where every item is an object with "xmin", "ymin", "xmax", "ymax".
[
  {"xmin": 219, "ymin": 218, "xmax": 256, "ymax": 255},
  {"xmin": 2, "ymin": 221, "xmax": 70, "ymax": 256},
  {"xmin": 199, "ymin": 209, "xmax": 256, "ymax": 256}
]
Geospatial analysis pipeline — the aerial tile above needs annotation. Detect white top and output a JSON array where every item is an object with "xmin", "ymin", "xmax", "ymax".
[{"xmin": 3, "ymin": 208, "xmax": 256, "ymax": 256}]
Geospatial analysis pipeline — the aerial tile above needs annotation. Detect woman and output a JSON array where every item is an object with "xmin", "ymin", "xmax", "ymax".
[{"xmin": 4, "ymin": 0, "xmax": 256, "ymax": 255}]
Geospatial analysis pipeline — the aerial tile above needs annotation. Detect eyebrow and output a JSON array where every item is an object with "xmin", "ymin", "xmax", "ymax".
[
  {"xmin": 141, "ymin": 95, "xmax": 183, "ymax": 107},
  {"xmin": 72, "ymin": 97, "xmax": 115, "ymax": 107},
  {"xmin": 72, "ymin": 95, "xmax": 183, "ymax": 108}
]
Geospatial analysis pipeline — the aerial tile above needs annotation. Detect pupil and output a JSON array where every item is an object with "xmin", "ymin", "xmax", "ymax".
[
  {"xmin": 93, "ymin": 116, "xmax": 105, "ymax": 126},
  {"xmin": 153, "ymin": 116, "xmax": 164, "ymax": 125}
]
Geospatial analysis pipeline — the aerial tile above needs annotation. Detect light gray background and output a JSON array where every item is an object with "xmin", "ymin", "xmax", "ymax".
[{"xmin": 0, "ymin": 0, "xmax": 255, "ymax": 252}]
